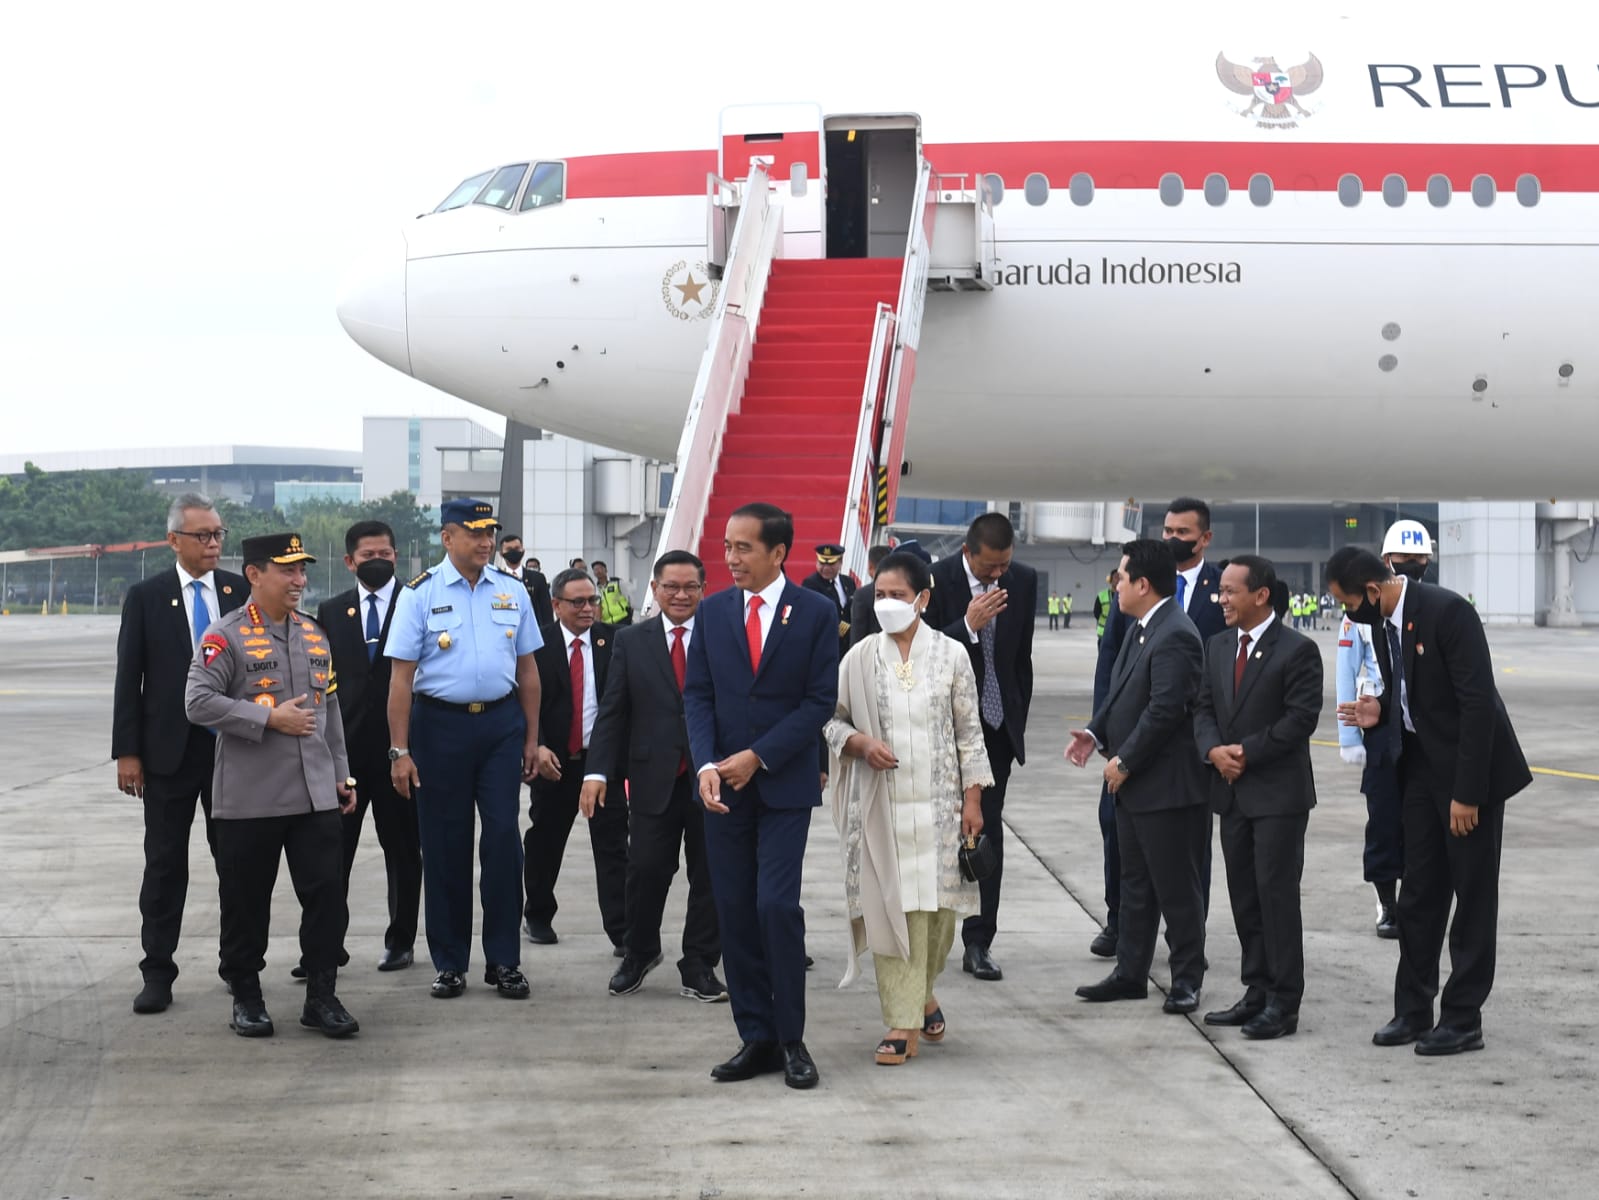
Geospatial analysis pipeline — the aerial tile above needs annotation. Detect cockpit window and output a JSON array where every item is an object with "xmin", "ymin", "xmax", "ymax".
[
  {"xmin": 474, "ymin": 164, "xmax": 530, "ymax": 210},
  {"xmin": 434, "ymin": 170, "xmax": 493, "ymax": 213},
  {"xmin": 519, "ymin": 162, "xmax": 565, "ymax": 211}
]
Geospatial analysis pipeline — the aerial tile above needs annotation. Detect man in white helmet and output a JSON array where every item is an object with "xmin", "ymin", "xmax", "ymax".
[{"xmin": 1381, "ymin": 519, "xmax": 1434, "ymax": 584}]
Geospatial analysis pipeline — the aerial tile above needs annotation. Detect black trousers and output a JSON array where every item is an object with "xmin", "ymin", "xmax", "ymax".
[
  {"xmin": 216, "ymin": 810, "xmax": 346, "ymax": 986},
  {"xmin": 138, "ymin": 729, "xmax": 219, "ymax": 984},
  {"xmin": 962, "ymin": 722, "xmax": 1014, "ymax": 950},
  {"xmin": 1114, "ymin": 802, "xmax": 1208, "ymax": 990},
  {"xmin": 340, "ymin": 741, "xmax": 423, "ymax": 952},
  {"xmin": 1393, "ymin": 734, "xmax": 1505, "ymax": 1029},
  {"xmin": 1101, "ymin": 789, "xmax": 1213, "ymax": 925},
  {"xmin": 524, "ymin": 757, "xmax": 629, "ymax": 946},
  {"xmin": 625, "ymin": 771, "xmax": 720, "ymax": 973},
  {"xmin": 1219, "ymin": 808, "xmax": 1308, "ymax": 1013},
  {"xmin": 1361, "ymin": 757, "xmax": 1405, "ymax": 884}
]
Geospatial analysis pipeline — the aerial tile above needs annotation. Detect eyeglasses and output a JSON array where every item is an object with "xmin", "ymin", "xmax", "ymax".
[
  {"xmin": 558, "ymin": 595, "xmax": 600, "ymax": 607},
  {"xmin": 654, "ymin": 582, "xmax": 703, "ymax": 595},
  {"xmin": 174, "ymin": 529, "xmax": 228, "ymax": 545}
]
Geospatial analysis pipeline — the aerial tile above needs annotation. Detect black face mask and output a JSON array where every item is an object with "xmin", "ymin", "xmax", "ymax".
[
  {"xmin": 1345, "ymin": 589, "xmax": 1383, "ymax": 627},
  {"xmin": 1389, "ymin": 559, "xmax": 1429, "ymax": 583},
  {"xmin": 502, "ymin": 549, "xmax": 524, "ymax": 567},
  {"xmin": 355, "ymin": 558, "xmax": 395, "ymax": 589},
  {"xmin": 1165, "ymin": 536, "xmax": 1199, "ymax": 564}
]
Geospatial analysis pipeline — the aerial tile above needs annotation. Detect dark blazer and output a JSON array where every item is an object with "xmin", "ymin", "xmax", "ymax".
[
  {"xmin": 112, "ymin": 566, "xmax": 248, "ymax": 775},
  {"xmin": 533, "ymin": 620, "xmax": 615, "ymax": 763},
  {"xmin": 847, "ymin": 582, "xmax": 878, "ymax": 646},
  {"xmin": 316, "ymin": 585, "xmax": 399, "ymax": 755},
  {"xmin": 586, "ymin": 615, "xmax": 692, "ymax": 816},
  {"xmin": 1181, "ymin": 559, "xmax": 1228, "ymax": 641},
  {"xmin": 801, "ymin": 571, "xmax": 856, "ymax": 618},
  {"xmin": 923, "ymin": 553, "xmax": 1037, "ymax": 763},
  {"xmin": 683, "ymin": 579, "xmax": 838, "ymax": 809},
  {"xmin": 1374, "ymin": 581, "xmax": 1531, "ymax": 810},
  {"xmin": 521, "ymin": 568, "xmax": 554, "ymax": 629},
  {"xmin": 1086, "ymin": 599, "xmax": 1206, "ymax": 814},
  {"xmin": 1193, "ymin": 620, "xmax": 1323, "ymax": 818}
]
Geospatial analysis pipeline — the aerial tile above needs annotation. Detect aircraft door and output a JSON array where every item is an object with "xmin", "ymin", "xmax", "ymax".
[{"xmin": 822, "ymin": 115, "xmax": 921, "ymax": 259}]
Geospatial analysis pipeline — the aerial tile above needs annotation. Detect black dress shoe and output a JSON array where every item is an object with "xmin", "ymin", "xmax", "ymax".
[
  {"xmin": 805, "ymin": 955, "xmax": 815, "ymax": 969},
  {"xmin": 1415, "ymin": 1025, "xmax": 1484, "ymax": 1056},
  {"xmin": 711, "ymin": 1040, "xmax": 782, "ymax": 1082},
  {"xmin": 782, "ymin": 1041, "xmax": 819, "ymax": 1090},
  {"xmin": 1241, "ymin": 1007, "xmax": 1299, "ymax": 1040},
  {"xmin": 962, "ymin": 945, "xmax": 1003, "ymax": 981},
  {"xmin": 430, "ymin": 970, "xmax": 467, "ymax": 999},
  {"xmin": 1162, "ymin": 982, "xmax": 1201, "ymax": 1015},
  {"xmin": 1372, "ymin": 1014, "xmax": 1432, "ymax": 1046},
  {"xmin": 377, "ymin": 947, "xmax": 414, "ymax": 972},
  {"xmin": 609, "ymin": 953, "xmax": 662, "ymax": 996},
  {"xmin": 1204, "ymin": 996, "xmax": 1266, "ymax": 1026},
  {"xmin": 485, "ymin": 964, "xmax": 530, "ymax": 999},
  {"xmin": 524, "ymin": 918, "xmax": 558, "ymax": 945},
  {"xmin": 680, "ymin": 969, "xmax": 729, "ymax": 1003},
  {"xmin": 1075, "ymin": 973, "xmax": 1148, "ymax": 1002},
  {"xmin": 613, "ymin": 945, "xmax": 626, "ymax": 959},
  {"xmin": 230, "ymin": 997, "xmax": 275, "ymax": 1038},
  {"xmin": 301, "ymin": 975, "xmax": 360, "ymax": 1039},
  {"xmin": 133, "ymin": 979, "xmax": 172, "ymax": 1014},
  {"xmin": 1089, "ymin": 925, "xmax": 1118, "ymax": 958},
  {"xmin": 1375, "ymin": 905, "xmax": 1399, "ymax": 939}
]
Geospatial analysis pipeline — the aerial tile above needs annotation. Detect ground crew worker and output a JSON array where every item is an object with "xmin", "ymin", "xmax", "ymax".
[
  {"xmin": 1094, "ymin": 574, "xmax": 1113, "ymax": 641},
  {"xmin": 185, "ymin": 532, "xmax": 359, "ymax": 1040},
  {"xmin": 1062, "ymin": 591, "xmax": 1074, "ymax": 628},
  {"xmin": 594, "ymin": 561, "xmax": 633, "ymax": 626},
  {"xmin": 1047, "ymin": 593, "xmax": 1060, "ymax": 630},
  {"xmin": 386, "ymin": 498, "xmax": 543, "ymax": 1001}
]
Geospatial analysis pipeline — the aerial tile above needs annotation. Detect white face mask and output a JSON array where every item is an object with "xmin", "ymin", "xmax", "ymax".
[{"xmin": 874, "ymin": 597, "xmax": 921, "ymax": 634}]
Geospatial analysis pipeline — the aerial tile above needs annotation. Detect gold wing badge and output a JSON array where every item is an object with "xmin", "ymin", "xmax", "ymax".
[{"xmin": 1217, "ymin": 52, "xmax": 1323, "ymax": 126}]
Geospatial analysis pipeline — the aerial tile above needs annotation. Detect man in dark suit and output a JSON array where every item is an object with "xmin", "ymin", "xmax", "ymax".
[
  {"xmin": 523, "ymin": 568, "xmax": 628, "ymax": 950},
  {"xmin": 500, "ymin": 535, "xmax": 554, "ymax": 628},
  {"xmin": 922, "ymin": 513, "xmax": 1036, "ymax": 982},
  {"xmin": 581, "ymin": 550, "xmax": 724, "ymax": 1002},
  {"xmin": 315, "ymin": 520, "xmax": 422, "ymax": 972},
  {"xmin": 112, "ymin": 492, "xmax": 247, "ymax": 1014},
  {"xmin": 1329, "ymin": 547, "xmax": 1532, "ymax": 1056},
  {"xmin": 684, "ymin": 502, "xmax": 838, "ymax": 1090},
  {"xmin": 1193, "ymin": 556, "xmax": 1322, "ymax": 1040},
  {"xmin": 1067, "ymin": 539, "xmax": 1207, "ymax": 1014},
  {"xmin": 801, "ymin": 542, "xmax": 857, "ymax": 659},
  {"xmin": 846, "ymin": 543, "xmax": 892, "ymax": 647}
]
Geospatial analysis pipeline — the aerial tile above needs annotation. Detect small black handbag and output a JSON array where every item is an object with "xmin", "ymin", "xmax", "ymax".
[{"xmin": 958, "ymin": 834, "xmax": 998, "ymax": 883}]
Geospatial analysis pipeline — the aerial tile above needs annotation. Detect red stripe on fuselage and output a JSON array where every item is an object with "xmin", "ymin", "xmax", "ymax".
[{"xmin": 563, "ymin": 140, "xmax": 1599, "ymax": 198}]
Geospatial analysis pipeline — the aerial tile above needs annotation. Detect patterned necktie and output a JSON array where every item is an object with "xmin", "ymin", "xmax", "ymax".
[
  {"xmin": 671, "ymin": 625, "xmax": 689, "ymax": 776},
  {"xmin": 1384, "ymin": 622, "xmax": 1407, "ymax": 754},
  {"xmin": 568, "ymin": 638, "xmax": 585, "ymax": 755},
  {"xmin": 978, "ymin": 586, "xmax": 1004, "ymax": 728},
  {"xmin": 365, "ymin": 593, "xmax": 381, "ymax": 662},
  {"xmin": 1234, "ymin": 632, "xmax": 1251, "ymax": 691},
  {"xmin": 190, "ymin": 581, "xmax": 212, "ymax": 646},
  {"xmin": 746, "ymin": 595, "xmax": 764, "ymax": 674},
  {"xmin": 1176, "ymin": 573, "xmax": 1188, "ymax": 611}
]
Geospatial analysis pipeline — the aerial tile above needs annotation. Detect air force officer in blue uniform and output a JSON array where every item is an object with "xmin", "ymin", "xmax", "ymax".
[
  {"xmin": 386, "ymin": 499, "xmax": 543, "ymax": 1001},
  {"xmin": 684, "ymin": 503, "xmax": 839, "ymax": 1090}
]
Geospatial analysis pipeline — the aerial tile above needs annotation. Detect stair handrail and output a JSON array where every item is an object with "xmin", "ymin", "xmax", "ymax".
[
  {"xmin": 875, "ymin": 158, "xmax": 937, "ymax": 535},
  {"xmin": 650, "ymin": 165, "xmax": 781, "ymax": 613},
  {"xmin": 838, "ymin": 302, "xmax": 898, "ymax": 582}
]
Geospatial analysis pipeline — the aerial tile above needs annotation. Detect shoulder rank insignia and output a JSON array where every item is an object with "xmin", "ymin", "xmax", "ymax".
[{"xmin": 406, "ymin": 570, "xmax": 433, "ymax": 589}]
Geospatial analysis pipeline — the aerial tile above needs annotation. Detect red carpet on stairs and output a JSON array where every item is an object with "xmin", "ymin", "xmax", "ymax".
[{"xmin": 698, "ymin": 258, "xmax": 904, "ymax": 593}]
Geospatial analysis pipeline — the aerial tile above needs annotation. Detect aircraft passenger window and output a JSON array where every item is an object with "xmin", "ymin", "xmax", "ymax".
[
  {"xmin": 1024, "ymin": 173, "xmax": 1050, "ymax": 206},
  {"xmin": 1248, "ymin": 174, "xmax": 1273, "ymax": 206},
  {"xmin": 1158, "ymin": 173, "xmax": 1184, "ymax": 206},
  {"xmin": 1203, "ymin": 174, "xmax": 1228, "ymax": 206},
  {"xmin": 1516, "ymin": 175, "xmax": 1541, "ymax": 206},
  {"xmin": 1382, "ymin": 175, "xmax": 1407, "ymax": 207},
  {"xmin": 1427, "ymin": 175, "xmax": 1452, "ymax": 207},
  {"xmin": 434, "ymin": 170, "xmax": 493, "ymax": 213},
  {"xmin": 519, "ymin": 162, "xmax": 566, "ymax": 211},
  {"xmin": 474, "ymin": 163, "xmax": 529, "ymax": 210},
  {"xmin": 1068, "ymin": 173, "xmax": 1094, "ymax": 206},
  {"xmin": 1338, "ymin": 175, "xmax": 1362, "ymax": 207},
  {"xmin": 1472, "ymin": 175, "xmax": 1497, "ymax": 207},
  {"xmin": 983, "ymin": 174, "xmax": 1004, "ymax": 206}
]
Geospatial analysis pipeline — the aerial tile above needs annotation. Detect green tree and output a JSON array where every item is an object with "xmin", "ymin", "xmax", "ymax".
[{"xmin": 0, "ymin": 463, "xmax": 172, "ymax": 550}]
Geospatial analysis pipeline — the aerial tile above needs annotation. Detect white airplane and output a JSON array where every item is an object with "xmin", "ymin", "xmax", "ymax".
[{"xmin": 337, "ymin": 32, "xmax": 1599, "ymax": 545}]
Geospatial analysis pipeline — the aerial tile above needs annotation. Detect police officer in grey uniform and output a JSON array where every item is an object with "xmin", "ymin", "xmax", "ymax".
[
  {"xmin": 185, "ymin": 532, "xmax": 360, "ymax": 1039},
  {"xmin": 387, "ymin": 498, "xmax": 544, "ymax": 1000}
]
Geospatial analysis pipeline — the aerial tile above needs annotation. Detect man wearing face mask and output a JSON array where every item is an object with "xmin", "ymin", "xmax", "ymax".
[
  {"xmin": 500, "ymin": 534, "xmax": 554, "ymax": 628},
  {"xmin": 316, "ymin": 521, "xmax": 423, "ymax": 972},
  {"xmin": 1382, "ymin": 520, "xmax": 1435, "ymax": 584},
  {"xmin": 1329, "ymin": 547, "xmax": 1530, "ymax": 1056}
]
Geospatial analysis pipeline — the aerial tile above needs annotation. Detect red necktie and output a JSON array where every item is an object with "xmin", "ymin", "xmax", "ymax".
[
  {"xmin": 568, "ymin": 637, "xmax": 585, "ymax": 756},
  {"xmin": 671, "ymin": 625, "xmax": 688, "ymax": 775},
  {"xmin": 746, "ymin": 595, "xmax": 764, "ymax": 674},
  {"xmin": 1234, "ymin": 632, "xmax": 1252, "ymax": 691}
]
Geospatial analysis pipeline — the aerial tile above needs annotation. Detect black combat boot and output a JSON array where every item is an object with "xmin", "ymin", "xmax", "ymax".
[
  {"xmin": 300, "ymin": 969, "xmax": 359, "ymax": 1038},
  {"xmin": 229, "ymin": 974, "xmax": 274, "ymax": 1038}
]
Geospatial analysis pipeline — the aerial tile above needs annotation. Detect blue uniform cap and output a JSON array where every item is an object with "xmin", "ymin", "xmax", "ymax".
[
  {"xmin": 894, "ymin": 539, "xmax": 933, "ymax": 565},
  {"xmin": 440, "ymin": 497, "xmax": 502, "ymax": 531}
]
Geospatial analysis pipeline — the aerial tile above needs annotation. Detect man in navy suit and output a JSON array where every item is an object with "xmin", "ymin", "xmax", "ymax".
[{"xmin": 684, "ymin": 503, "xmax": 838, "ymax": 1090}]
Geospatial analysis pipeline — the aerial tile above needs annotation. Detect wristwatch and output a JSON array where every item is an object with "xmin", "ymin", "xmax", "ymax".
[
  {"xmin": 1113, "ymin": 757, "xmax": 1129, "ymax": 775},
  {"xmin": 388, "ymin": 747, "xmax": 410, "ymax": 761}
]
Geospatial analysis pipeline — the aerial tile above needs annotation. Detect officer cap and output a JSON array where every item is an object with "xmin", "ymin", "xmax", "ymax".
[
  {"xmin": 441, "ymin": 497, "xmax": 502, "ymax": 531},
  {"xmin": 894, "ymin": 538, "xmax": 933, "ymax": 565},
  {"xmin": 814, "ymin": 543, "xmax": 844, "ymax": 564},
  {"xmin": 242, "ymin": 532, "xmax": 316, "ymax": 565},
  {"xmin": 1381, "ymin": 519, "xmax": 1433, "ymax": 557}
]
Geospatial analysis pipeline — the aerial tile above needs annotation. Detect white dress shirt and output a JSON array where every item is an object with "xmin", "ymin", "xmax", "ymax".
[
  {"xmin": 744, "ymin": 574, "xmax": 787, "ymax": 650},
  {"xmin": 358, "ymin": 578, "xmax": 396, "ymax": 641},
  {"xmin": 1236, "ymin": 611, "xmax": 1275, "ymax": 652},
  {"xmin": 1386, "ymin": 577, "xmax": 1416, "ymax": 733},
  {"xmin": 561, "ymin": 624, "xmax": 599, "ymax": 749},
  {"xmin": 1177, "ymin": 561, "xmax": 1204, "ymax": 613},
  {"xmin": 585, "ymin": 615, "xmax": 695, "ymax": 785},
  {"xmin": 175, "ymin": 564, "xmax": 220, "ymax": 651}
]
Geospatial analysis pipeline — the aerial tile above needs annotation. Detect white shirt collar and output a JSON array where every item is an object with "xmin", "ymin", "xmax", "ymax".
[
  {"xmin": 1139, "ymin": 596, "xmax": 1172, "ymax": 628},
  {"xmin": 561, "ymin": 623, "xmax": 592, "ymax": 650},
  {"xmin": 175, "ymin": 564, "xmax": 214, "ymax": 590},
  {"xmin": 1238, "ymin": 611, "xmax": 1275, "ymax": 645},
  {"xmin": 664, "ymin": 614, "xmax": 695, "ymax": 638},
  {"xmin": 745, "ymin": 574, "xmax": 786, "ymax": 612},
  {"xmin": 359, "ymin": 578, "xmax": 396, "ymax": 607},
  {"xmin": 1387, "ymin": 576, "xmax": 1410, "ymax": 632}
]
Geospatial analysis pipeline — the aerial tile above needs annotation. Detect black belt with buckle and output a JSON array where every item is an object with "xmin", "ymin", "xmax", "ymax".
[{"xmin": 415, "ymin": 692, "xmax": 514, "ymax": 715}]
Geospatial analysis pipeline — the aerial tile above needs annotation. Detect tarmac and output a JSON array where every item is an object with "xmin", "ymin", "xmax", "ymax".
[{"xmin": 1, "ymin": 614, "xmax": 1595, "ymax": 1200}]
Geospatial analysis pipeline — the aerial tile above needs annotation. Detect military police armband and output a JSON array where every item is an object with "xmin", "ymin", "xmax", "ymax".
[{"xmin": 200, "ymin": 632, "xmax": 229, "ymax": 667}]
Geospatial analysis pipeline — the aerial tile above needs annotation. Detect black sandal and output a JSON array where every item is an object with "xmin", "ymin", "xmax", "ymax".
[
  {"xmin": 874, "ymin": 1030, "xmax": 919, "ymax": 1065},
  {"xmin": 922, "ymin": 1005, "xmax": 946, "ymax": 1042}
]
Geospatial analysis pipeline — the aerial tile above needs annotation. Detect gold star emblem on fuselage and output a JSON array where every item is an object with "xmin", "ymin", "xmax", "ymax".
[{"xmin": 675, "ymin": 274, "xmax": 706, "ymax": 307}]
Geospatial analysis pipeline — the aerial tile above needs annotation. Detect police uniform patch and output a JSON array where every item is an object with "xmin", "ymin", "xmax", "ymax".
[
  {"xmin": 242, "ymin": 637, "xmax": 271, "ymax": 647},
  {"xmin": 253, "ymin": 677, "xmax": 277, "ymax": 688},
  {"xmin": 253, "ymin": 695, "xmax": 277, "ymax": 708},
  {"xmin": 246, "ymin": 648, "xmax": 272, "ymax": 660},
  {"xmin": 200, "ymin": 632, "xmax": 229, "ymax": 667},
  {"xmin": 246, "ymin": 660, "xmax": 277, "ymax": 673}
]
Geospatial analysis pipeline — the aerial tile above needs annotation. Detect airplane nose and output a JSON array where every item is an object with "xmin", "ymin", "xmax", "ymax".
[{"xmin": 336, "ymin": 233, "xmax": 410, "ymax": 375}]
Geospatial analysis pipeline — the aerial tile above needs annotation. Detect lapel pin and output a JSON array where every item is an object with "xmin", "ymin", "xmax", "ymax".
[
  {"xmin": 596, "ymin": 638, "xmax": 605, "ymax": 647},
  {"xmin": 170, "ymin": 598, "xmax": 179, "ymax": 607},
  {"xmin": 1138, "ymin": 635, "xmax": 1146, "ymax": 645},
  {"xmin": 781, "ymin": 604, "xmax": 792, "ymax": 626},
  {"xmin": 1406, "ymin": 622, "xmax": 1414, "ymax": 632},
  {"xmin": 1255, "ymin": 652, "xmax": 1263, "ymax": 659},
  {"xmin": 1416, "ymin": 643, "xmax": 1425, "ymax": 655},
  {"xmin": 222, "ymin": 585, "xmax": 232, "ymax": 595}
]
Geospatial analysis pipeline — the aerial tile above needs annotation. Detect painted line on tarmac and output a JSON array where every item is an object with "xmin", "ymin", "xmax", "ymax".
[{"xmin": 1310, "ymin": 738, "xmax": 1598, "ymax": 782}]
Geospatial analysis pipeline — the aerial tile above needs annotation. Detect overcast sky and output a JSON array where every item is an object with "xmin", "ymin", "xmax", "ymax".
[{"xmin": 1, "ymin": 2, "xmax": 1556, "ymax": 458}]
